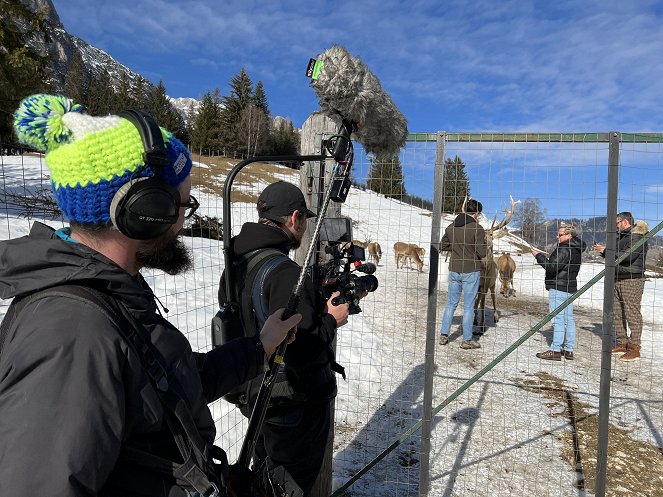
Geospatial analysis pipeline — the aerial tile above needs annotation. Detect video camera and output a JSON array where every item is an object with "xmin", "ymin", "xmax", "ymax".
[{"xmin": 315, "ymin": 218, "xmax": 379, "ymax": 315}]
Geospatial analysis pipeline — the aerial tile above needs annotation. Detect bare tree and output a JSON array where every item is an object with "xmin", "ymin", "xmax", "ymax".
[
  {"xmin": 238, "ymin": 104, "xmax": 269, "ymax": 156},
  {"xmin": 514, "ymin": 197, "xmax": 546, "ymax": 247}
]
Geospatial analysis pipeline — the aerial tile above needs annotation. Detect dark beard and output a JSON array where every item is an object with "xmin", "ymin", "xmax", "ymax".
[{"xmin": 136, "ymin": 233, "xmax": 193, "ymax": 275}]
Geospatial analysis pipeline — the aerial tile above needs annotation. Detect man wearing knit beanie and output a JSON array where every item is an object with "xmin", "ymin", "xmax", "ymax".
[{"xmin": 0, "ymin": 94, "xmax": 301, "ymax": 496}]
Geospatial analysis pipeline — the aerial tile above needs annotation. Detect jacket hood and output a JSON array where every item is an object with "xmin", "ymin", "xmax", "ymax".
[
  {"xmin": 453, "ymin": 213, "xmax": 477, "ymax": 228},
  {"xmin": 567, "ymin": 236, "xmax": 587, "ymax": 252},
  {"xmin": 633, "ymin": 220, "xmax": 649, "ymax": 235},
  {"xmin": 232, "ymin": 222, "xmax": 293, "ymax": 256},
  {"xmin": 0, "ymin": 222, "xmax": 153, "ymax": 310}
]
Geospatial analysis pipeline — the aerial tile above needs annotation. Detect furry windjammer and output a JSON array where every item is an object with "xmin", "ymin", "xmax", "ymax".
[{"xmin": 310, "ymin": 45, "xmax": 408, "ymax": 158}]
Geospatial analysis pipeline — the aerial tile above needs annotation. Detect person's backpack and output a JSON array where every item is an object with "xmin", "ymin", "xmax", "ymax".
[
  {"xmin": 0, "ymin": 284, "xmax": 227, "ymax": 497},
  {"xmin": 215, "ymin": 248, "xmax": 292, "ymax": 406}
]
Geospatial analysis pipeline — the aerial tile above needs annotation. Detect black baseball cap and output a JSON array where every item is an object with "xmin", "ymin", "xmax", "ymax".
[{"xmin": 257, "ymin": 181, "xmax": 317, "ymax": 223}]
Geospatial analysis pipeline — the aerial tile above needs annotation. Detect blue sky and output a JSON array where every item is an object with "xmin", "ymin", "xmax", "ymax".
[{"xmin": 53, "ymin": 0, "xmax": 663, "ymax": 222}]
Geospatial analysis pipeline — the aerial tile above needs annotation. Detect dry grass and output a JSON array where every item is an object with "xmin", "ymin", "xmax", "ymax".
[
  {"xmin": 189, "ymin": 153, "xmax": 296, "ymax": 203},
  {"xmin": 515, "ymin": 372, "xmax": 663, "ymax": 497}
]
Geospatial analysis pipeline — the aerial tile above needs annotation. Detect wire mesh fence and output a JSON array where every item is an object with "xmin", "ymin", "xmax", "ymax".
[{"xmin": 1, "ymin": 130, "xmax": 661, "ymax": 497}]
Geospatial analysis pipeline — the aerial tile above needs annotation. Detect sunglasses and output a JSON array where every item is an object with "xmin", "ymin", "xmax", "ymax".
[{"xmin": 181, "ymin": 194, "xmax": 199, "ymax": 219}]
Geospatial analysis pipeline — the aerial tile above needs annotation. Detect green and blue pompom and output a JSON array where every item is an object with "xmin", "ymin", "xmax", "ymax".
[{"xmin": 13, "ymin": 94, "xmax": 84, "ymax": 152}]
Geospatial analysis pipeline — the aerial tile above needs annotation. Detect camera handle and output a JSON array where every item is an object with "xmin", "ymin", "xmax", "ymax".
[{"xmin": 236, "ymin": 121, "xmax": 356, "ymax": 469}]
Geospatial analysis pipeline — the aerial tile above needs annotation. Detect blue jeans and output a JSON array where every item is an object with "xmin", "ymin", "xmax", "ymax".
[
  {"xmin": 549, "ymin": 288, "xmax": 576, "ymax": 352},
  {"xmin": 440, "ymin": 271, "xmax": 481, "ymax": 341}
]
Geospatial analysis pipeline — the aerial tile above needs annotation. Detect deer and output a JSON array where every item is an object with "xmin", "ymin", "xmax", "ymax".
[
  {"xmin": 393, "ymin": 242, "xmax": 424, "ymax": 272},
  {"xmin": 366, "ymin": 242, "xmax": 382, "ymax": 265},
  {"xmin": 405, "ymin": 244, "xmax": 425, "ymax": 269},
  {"xmin": 473, "ymin": 195, "xmax": 521, "ymax": 334},
  {"xmin": 497, "ymin": 252, "xmax": 517, "ymax": 298}
]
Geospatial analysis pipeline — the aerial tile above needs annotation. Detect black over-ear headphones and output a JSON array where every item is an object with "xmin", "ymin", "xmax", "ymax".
[{"xmin": 110, "ymin": 109, "xmax": 181, "ymax": 240}]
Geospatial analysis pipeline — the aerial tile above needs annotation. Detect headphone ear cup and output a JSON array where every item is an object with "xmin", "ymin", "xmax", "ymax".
[
  {"xmin": 111, "ymin": 177, "xmax": 181, "ymax": 240},
  {"xmin": 110, "ymin": 178, "xmax": 145, "ymax": 232}
]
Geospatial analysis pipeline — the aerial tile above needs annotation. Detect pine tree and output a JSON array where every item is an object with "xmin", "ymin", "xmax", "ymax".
[
  {"xmin": 253, "ymin": 81, "xmax": 270, "ymax": 116},
  {"xmin": 190, "ymin": 90, "xmax": 223, "ymax": 154},
  {"xmin": 63, "ymin": 51, "xmax": 88, "ymax": 105},
  {"xmin": 220, "ymin": 68, "xmax": 254, "ymax": 153},
  {"xmin": 441, "ymin": 155, "xmax": 470, "ymax": 213},
  {"xmin": 366, "ymin": 153, "xmax": 406, "ymax": 199},
  {"xmin": 272, "ymin": 119, "xmax": 299, "ymax": 155},
  {"xmin": 146, "ymin": 80, "xmax": 187, "ymax": 141},
  {"xmin": 131, "ymin": 76, "xmax": 151, "ymax": 110},
  {"xmin": 86, "ymin": 72, "xmax": 115, "ymax": 116},
  {"xmin": 111, "ymin": 72, "xmax": 134, "ymax": 113}
]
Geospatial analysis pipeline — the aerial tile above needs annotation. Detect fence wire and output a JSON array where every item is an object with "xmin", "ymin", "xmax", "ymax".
[{"xmin": 1, "ymin": 131, "xmax": 661, "ymax": 497}]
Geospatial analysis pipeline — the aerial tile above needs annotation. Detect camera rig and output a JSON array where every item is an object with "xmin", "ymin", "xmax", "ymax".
[
  {"xmin": 316, "ymin": 237, "xmax": 379, "ymax": 315},
  {"xmin": 212, "ymin": 120, "xmax": 380, "ymax": 468}
]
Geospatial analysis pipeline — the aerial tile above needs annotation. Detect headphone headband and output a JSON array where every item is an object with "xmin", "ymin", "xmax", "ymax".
[
  {"xmin": 118, "ymin": 109, "xmax": 171, "ymax": 170},
  {"xmin": 110, "ymin": 110, "xmax": 181, "ymax": 240}
]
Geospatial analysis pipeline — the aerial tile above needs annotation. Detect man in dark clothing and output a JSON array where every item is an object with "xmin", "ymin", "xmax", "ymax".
[
  {"xmin": 593, "ymin": 212, "xmax": 649, "ymax": 362},
  {"xmin": 220, "ymin": 180, "xmax": 350, "ymax": 496},
  {"xmin": 0, "ymin": 95, "xmax": 300, "ymax": 497},
  {"xmin": 439, "ymin": 199, "xmax": 487, "ymax": 349},
  {"xmin": 532, "ymin": 224, "xmax": 587, "ymax": 361}
]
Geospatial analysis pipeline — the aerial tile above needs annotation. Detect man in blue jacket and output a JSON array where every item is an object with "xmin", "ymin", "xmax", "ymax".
[{"xmin": 532, "ymin": 224, "xmax": 586, "ymax": 361}]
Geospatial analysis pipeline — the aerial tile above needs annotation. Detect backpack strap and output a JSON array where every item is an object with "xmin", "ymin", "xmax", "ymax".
[
  {"xmin": 0, "ymin": 285, "xmax": 224, "ymax": 497},
  {"xmin": 243, "ymin": 249, "xmax": 291, "ymax": 334},
  {"xmin": 221, "ymin": 249, "xmax": 291, "ymax": 406}
]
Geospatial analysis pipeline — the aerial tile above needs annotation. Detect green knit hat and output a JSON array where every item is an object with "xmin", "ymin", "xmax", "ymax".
[{"xmin": 13, "ymin": 94, "xmax": 192, "ymax": 224}]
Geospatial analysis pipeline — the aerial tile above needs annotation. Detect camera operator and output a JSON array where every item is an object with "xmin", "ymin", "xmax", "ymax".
[{"xmin": 219, "ymin": 180, "xmax": 350, "ymax": 496}]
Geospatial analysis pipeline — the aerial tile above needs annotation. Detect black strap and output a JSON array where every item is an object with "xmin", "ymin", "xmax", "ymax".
[{"xmin": 0, "ymin": 285, "xmax": 223, "ymax": 496}]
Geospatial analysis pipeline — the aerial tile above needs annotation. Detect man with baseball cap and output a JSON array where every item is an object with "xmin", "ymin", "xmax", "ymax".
[
  {"xmin": 219, "ymin": 180, "xmax": 349, "ymax": 495},
  {"xmin": 257, "ymin": 180, "xmax": 317, "ymax": 224}
]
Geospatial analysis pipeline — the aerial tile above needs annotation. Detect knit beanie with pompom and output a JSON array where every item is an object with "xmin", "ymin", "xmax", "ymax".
[{"xmin": 13, "ymin": 94, "xmax": 192, "ymax": 224}]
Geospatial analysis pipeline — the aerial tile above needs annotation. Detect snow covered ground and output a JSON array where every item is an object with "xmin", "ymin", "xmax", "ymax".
[{"xmin": 1, "ymin": 154, "xmax": 661, "ymax": 496}]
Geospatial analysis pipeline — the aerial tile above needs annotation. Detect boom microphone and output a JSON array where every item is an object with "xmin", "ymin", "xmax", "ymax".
[{"xmin": 309, "ymin": 45, "xmax": 408, "ymax": 157}]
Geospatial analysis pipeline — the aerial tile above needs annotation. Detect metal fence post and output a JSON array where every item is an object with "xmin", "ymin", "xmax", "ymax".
[
  {"xmin": 419, "ymin": 131, "xmax": 446, "ymax": 496},
  {"xmin": 595, "ymin": 131, "xmax": 621, "ymax": 497}
]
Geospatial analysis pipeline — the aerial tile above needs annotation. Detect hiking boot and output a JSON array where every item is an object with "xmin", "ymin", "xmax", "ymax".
[
  {"xmin": 620, "ymin": 344, "xmax": 640, "ymax": 362},
  {"xmin": 536, "ymin": 350, "xmax": 562, "ymax": 361},
  {"xmin": 611, "ymin": 343, "xmax": 628, "ymax": 355},
  {"xmin": 460, "ymin": 340, "xmax": 481, "ymax": 349},
  {"xmin": 438, "ymin": 334, "xmax": 449, "ymax": 345},
  {"xmin": 562, "ymin": 350, "xmax": 574, "ymax": 360}
]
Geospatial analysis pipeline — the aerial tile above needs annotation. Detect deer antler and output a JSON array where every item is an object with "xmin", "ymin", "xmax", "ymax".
[
  {"xmin": 461, "ymin": 196, "xmax": 468, "ymax": 214},
  {"xmin": 489, "ymin": 195, "xmax": 521, "ymax": 232}
]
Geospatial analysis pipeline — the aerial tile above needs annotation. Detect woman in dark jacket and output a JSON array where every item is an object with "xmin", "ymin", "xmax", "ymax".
[{"xmin": 531, "ymin": 224, "xmax": 587, "ymax": 361}]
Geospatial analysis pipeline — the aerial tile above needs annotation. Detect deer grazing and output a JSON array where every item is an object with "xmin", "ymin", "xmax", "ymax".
[
  {"xmin": 393, "ymin": 242, "xmax": 424, "ymax": 272},
  {"xmin": 366, "ymin": 242, "xmax": 382, "ymax": 265},
  {"xmin": 497, "ymin": 252, "xmax": 517, "ymax": 297},
  {"xmin": 473, "ymin": 196, "xmax": 521, "ymax": 333}
]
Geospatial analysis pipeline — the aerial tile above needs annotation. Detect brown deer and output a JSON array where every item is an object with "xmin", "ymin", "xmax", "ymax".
[
  {"xmin": 393, "ymin": 242, "xmax": 424, "ymax": 272},
  {"xmin": 405, "ymin": 245, "xmax": 425, "ymax": 269},
  {"xmin": 497, "ymin": 252, "xmax": 517, "ymax": 297},
  {"xmin": 366, "ymin": 242, "xmax": 382, "ymax": 265},
  {"xmin": 473, "ymin": 196, "xmax": 521, "ymax": 333}
]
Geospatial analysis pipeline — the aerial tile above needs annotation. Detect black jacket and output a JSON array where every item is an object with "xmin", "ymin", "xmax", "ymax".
[
  {"xmin": 535, "ymin": 236, "xmax": 586, "ymax": 293},
  {"xmin": 600, "ymin": 222, "xmax": 649, "ymax": 280},
  {"xmin": 222, "ymin": 222, "xmax": 338, "ymax": 403},
  {"xmin": 0, "ymin": 222, "xmax": 266, "ymax": 497},
  {"xmin": 440, "ymin": 214, "xmax": 487, "ymax": 273}
]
